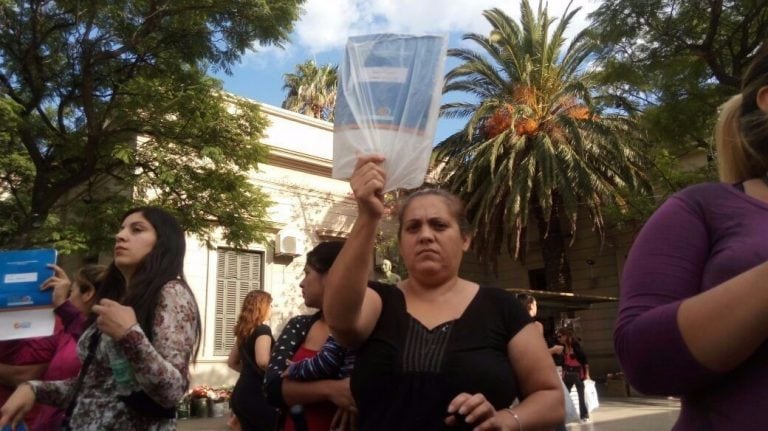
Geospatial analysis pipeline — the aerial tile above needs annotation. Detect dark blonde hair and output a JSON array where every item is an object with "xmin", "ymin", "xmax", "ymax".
[
  {"xmin": 233, "ymin": 290, "xmax": 272, "ymax": 348},
  {"xmin": 74, "ymin": 264, "xmax": 107, "ymax": 298},
  {"xmin": 716, "ymin": 43, "xmax": 768, "ymax": 182}
]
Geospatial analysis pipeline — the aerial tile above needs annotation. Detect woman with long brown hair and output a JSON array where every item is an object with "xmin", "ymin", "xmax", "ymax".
[
  {"xmin": 1, "ymin": 206, "xmax": 201, "ymax": 430},
  {"xmin": 554, "ymin": 328, "xmax": 590, "ymax": 423},
  {"xmin": 228, "ymin": 290, "xmax": 278, "ymax": 431}
]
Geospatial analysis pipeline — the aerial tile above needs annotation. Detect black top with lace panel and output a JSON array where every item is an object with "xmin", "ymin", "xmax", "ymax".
[{"xmin": 351, "ymin": 282, "xmax": 532, "ymax": 431}]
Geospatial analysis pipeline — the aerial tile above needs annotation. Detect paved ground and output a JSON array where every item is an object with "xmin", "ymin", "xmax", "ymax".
[
  {"xmin": 566, "ymin": 397, "xmax": 680, "ymax": 431},
  {"xmin": 177, "ymin": 397, "xmax": 681, "ymax": 431}
]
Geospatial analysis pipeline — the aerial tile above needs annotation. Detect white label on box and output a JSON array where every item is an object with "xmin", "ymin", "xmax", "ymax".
[
  {"xmin": 4, "ymin": 272, "xmax": 38, "ymax": 283},
  {"xmin": 0, "ymin": 308, "xmax": 55, "ymax": 340},
  {"xmin": 361, "ymin": 67, "xmax": 408, "ymax": 83}
]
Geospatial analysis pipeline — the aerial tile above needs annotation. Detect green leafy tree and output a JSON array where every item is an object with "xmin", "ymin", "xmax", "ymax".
[
  {"xmin": 282, "ymin": 60, "xmax": 338, "ymax": 121},
  {"xmin": 435, "ymin": 1, "xmax": 650, "ymax": 291},
  {"xmin": 0, "ymin": 0, "xmax": 303, "ymax": 253},
  {"xmin": 588, "ymin": 0, "xmax": 768, "ymax": 197}
]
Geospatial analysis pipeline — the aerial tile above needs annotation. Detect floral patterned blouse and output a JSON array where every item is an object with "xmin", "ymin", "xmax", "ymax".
[{"xmin": 29, "ymin": 280, "xmax": 199, "ymax": 431}]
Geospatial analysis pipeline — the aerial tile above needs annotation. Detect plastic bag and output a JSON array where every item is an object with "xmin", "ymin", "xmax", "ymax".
[
  {"xmin": 570, "ymin": 379, "xmax": 599, "ymax": 413},
  {"xmin": 562, "ymin": 380, "xmax": 580, "ymax": 423},
  {"xmin": 584, "ymin": 378, "xmax": 599, "ymax": 412},
  {"xmin": 333, "ymin": 34, "xmax": 447, "ymax": 191}
]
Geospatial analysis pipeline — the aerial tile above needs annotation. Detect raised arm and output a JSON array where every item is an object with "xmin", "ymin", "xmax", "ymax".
[
  {"xmin": 54, "ymin": 301, "xmax": 87, "ymax": 339},
  {"xmin": 324, "ymin": 154, "xmax": 385, "ymax": 346}
]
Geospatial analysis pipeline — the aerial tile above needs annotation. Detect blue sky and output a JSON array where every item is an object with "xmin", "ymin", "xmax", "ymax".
[{"xmin": 213, "ymin": 0, "xmax": 601, "ymax": 144}]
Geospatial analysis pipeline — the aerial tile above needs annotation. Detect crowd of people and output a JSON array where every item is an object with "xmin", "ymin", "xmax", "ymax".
[
  {"xmin": 0, "ymin": 187, "xmax": 586, "ymax": 431},
  {"xmin": 2, "ymin": 39, "xmax": 766, "ymax": 431}
]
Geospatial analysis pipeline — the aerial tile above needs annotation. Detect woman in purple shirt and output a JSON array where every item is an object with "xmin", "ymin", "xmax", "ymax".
[{"xmin": 616, "ymin": 43, "xmax": 768, "ymax": 431}]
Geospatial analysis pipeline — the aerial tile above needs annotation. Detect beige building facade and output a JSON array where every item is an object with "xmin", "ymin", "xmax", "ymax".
[
  {"xmin": 183, "ymin": 102, "xmax": 634, "ymax": 388},
  {"xmin": 185, "ymin": 104, "xmax": 359, "ymax": 387}
]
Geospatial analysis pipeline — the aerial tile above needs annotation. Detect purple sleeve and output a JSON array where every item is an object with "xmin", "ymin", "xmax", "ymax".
[
  {"xmin": 54, "ymin": 301, "xmax": 86, "ymax": 339},
  {"xmin": 615, "ymin": 194, "xmax": 722, "ymax": 395}
]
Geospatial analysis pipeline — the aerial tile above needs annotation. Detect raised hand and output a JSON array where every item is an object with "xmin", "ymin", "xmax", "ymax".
[
  {"xmin": 350, "ymin": 154, "xmax": 387, "ymax": 219},
  {"xmin": 40, "ymin": 264, "xmax": 71, "ymax": 307}
]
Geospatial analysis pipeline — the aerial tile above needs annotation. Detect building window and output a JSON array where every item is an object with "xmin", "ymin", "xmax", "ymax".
[
  {"xmin": 214, "ymin": 248, "xmax": 264, "ymax": 356},
  {"xmin": 528, "ymin": 267, "xmax": 547, "ymax": 291}
]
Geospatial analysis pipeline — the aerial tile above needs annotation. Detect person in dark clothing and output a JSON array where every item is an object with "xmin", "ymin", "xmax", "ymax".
[
  {"xmin": 264, "ymin": 242, "xmax": 355, "ymax": 431},
  {"xmin": 555, "ymin": 328, "xmax": 590, "ymax": 422},
  {"xmin": 228, "ymin": 290, "xmax": 278, "ymax": 431},
  {"xmin": 322, "ymin": 155, "xmax": 564, "ymax": 431}
]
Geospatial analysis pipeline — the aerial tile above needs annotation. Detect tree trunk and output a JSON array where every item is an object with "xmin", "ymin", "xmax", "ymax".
[{"xmin": 533, "ymin": 201, "xmax": 572, "ymax": 292}]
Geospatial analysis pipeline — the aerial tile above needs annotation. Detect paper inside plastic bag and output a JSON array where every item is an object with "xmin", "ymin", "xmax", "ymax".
[{"xmin": 333, "ymin": 34, "xmax": 447, "ymax": 191}]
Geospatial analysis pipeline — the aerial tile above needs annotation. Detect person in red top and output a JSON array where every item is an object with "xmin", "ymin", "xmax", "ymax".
[
  {"xmin": 265, "ymin": 242, "xmax": 356, "ymax": 431},
  {"xmin": 554, "ymin": 328, "xmax": 590, "ymax": 423}
]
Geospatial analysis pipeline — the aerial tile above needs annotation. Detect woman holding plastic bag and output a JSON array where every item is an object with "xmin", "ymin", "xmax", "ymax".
[
  {"xmin": 516, "ymin": 294, "xmax": 579, "ymax": 428},
  {"xmin": 554, "ymin": 328, "xmax": 592, "ymax": 423},
  {"xmin": 322, "ymin": 154, "xmax": 564, "ymax": 431}
]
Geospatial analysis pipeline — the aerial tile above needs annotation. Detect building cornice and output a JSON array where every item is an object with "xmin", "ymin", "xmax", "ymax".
[
  {"xmin": 258, "ymin": 103, "xmax": 334, "ymax": 131},
  {"xmin": 266, "ymin": 147, "xmax": 333, "ymax": 177}
]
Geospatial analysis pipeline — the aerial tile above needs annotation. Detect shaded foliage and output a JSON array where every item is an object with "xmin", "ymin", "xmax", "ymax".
[{"xmin": 589, "ymin": 0, "xmax": 768, "ymax": 206}]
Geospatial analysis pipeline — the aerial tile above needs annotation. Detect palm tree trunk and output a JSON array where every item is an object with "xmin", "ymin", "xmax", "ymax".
[{"xmin": 533, "ymin": 201, "xmax": 573, "ymax": 292}]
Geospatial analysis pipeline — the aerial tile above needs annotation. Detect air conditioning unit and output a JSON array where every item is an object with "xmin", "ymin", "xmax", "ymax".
[{"xmin": 275, "ymin": 229, "xmax": 305, "ymax": 256}]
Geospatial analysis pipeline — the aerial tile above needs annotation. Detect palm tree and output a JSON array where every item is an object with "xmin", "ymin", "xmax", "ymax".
[
  {"xmin": 435, "ymin": 0, "xmax": 650, "ymax": 291},
  {"xmin": 281, "ymin": 60, "xmax": 338, "ymax": 121}
]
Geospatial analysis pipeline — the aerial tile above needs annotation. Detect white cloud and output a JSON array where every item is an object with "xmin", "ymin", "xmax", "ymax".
[
  {"xmin": 237, "ymin": 0, "xmax": 603, "ymax": 70},
  {"xmin": 292, "ymin": 0, "xmax": 602, "ymax": 53}
]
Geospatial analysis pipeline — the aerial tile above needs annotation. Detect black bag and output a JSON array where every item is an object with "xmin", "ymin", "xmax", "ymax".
[
  {"xmin": 118, "ymin": 390, "xmax": 176, "ymax": 419},
  {"xmin": 61, "ymin": 331, "xmax": 101, "ymax": 430}
]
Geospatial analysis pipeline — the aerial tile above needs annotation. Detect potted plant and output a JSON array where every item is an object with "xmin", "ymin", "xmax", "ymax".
[
  {"xmin": 190, "ymin": 385, "xmax": 212, "ymax": 418},
  {"xmin": 207, "ymin": 386, "xmax": 232, "ymax": 418}
]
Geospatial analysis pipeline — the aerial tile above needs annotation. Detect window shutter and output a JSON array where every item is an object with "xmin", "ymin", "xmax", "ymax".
[{"xmin": 214, "ymin": 248, "xmax": 263, "ymax": 356}]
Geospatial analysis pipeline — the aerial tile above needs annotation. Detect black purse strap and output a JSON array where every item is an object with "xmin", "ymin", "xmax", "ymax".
[{"xmin": 62, "ymin": 330, "xmax": 102, "ymax": 429}]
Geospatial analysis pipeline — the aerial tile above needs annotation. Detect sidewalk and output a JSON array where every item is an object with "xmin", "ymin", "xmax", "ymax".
[
  {"xmin": 567, "ymin": 397, "xmax": 680, "ymax": 431},
  {"xmin": 177, "ymin": 414, "xmax": 229, "ymax": 431},
  {"xmin": 176, "ymin": 397, "xmax": 681, "ymax": 431}
]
